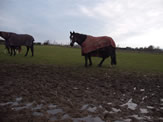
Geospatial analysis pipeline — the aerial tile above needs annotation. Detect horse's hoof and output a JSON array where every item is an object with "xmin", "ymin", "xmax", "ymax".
[
  {"xmin": 89, "ymin": 63, "xmax": 92, "ymax": 66},
  {"xmin": 110, "ymin": 65, "xmax": 116, "ymax": 68}
]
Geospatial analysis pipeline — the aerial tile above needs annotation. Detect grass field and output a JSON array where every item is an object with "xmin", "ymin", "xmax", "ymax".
[{"xmin": 0, "ymin": 45, "xmax": 163, "ymax": 72}]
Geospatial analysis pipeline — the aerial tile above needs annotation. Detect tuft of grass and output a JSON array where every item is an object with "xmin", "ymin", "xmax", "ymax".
[{"xmin": 0, "ymin": 45, "xmax": 163, "ymax": 72}]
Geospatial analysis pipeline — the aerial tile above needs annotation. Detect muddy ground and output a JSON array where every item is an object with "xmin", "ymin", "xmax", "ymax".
[{"xmin": 0, "ymin": 63, "xmax": 163, "ymax": 122}]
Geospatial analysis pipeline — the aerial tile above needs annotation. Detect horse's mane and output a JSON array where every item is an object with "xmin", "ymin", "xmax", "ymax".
[{"xmin": 75, "ymin": 32, "xmax": 87, "ymax": 45}]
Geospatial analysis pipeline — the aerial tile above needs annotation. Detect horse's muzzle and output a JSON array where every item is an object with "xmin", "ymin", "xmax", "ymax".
[{"xmin": 70, "ymin": 42, "xmax": 74, "ymax": 47}]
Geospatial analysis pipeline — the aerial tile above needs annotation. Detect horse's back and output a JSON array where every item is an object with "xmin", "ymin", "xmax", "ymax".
[
  {"xmin": 95, "ymin": 36, "xmax": 116, "ymax": 48},
  {"xmin": 9, "ymin": 33, "xmax": 34, "ymax": 46},
  {"xmin": 82, "ymin": 35, "xmax": 116, "ymax": 54}
]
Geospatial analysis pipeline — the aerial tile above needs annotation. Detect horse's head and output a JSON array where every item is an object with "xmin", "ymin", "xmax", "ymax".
[
  {"xmin": 70, "ymin": 31, "xmax": 77, "ymax": 47},
  {"xmin": 0, "ymin": 31, "xmax": 3, "ymax": 38},
  {"xmin": 0, "ymin": 31, "xmax": 11, "ymax": 40},
  {"xmin": 70, "ymin": 31, "xmax": 87, "ymax": 46}
]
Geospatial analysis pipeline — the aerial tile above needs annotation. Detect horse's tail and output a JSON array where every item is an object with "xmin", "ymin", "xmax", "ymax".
[{"xmin": 111, "ymin": 47, "xmax": 117, "ymax": 65}]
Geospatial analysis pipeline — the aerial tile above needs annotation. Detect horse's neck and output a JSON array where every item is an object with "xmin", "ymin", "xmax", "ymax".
[
  {"xmin": 1, "ymin": 32, "xmax": 12, "ymax": 40},
  {"xmin": 77, "ymin": 34, "xmax": 87, "ymax": 45}
]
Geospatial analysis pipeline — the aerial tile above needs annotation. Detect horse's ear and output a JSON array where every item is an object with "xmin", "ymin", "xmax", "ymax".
[
  {"xmin": 73, "ymin": 31, "xmax": 75, "ymax": 34},
  {"xmin": 70, "ymin": 31, "xmax": 72, "ymax": 34}
]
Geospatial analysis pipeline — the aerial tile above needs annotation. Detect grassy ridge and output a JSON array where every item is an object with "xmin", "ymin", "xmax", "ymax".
[{"xmin": 0, "ymin": 45, "xmax": 163, "ymax": 72}]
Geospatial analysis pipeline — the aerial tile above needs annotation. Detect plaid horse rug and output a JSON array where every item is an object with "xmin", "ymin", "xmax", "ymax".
[
  {"xmin": 81, "ymin": 35, "xmax": 116, "ymax": 55},
  {"xmin": 9, "ymin": 33, "xmax": 34, "ymax": 47}
]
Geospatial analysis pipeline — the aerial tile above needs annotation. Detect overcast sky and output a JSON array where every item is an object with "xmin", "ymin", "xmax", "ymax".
[{"xmin": 0, "ymin": 0, "xmax": 163, "ymax": 48}]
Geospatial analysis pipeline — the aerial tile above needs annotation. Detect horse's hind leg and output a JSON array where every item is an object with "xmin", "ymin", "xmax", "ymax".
[
  {"xmin": 111, "ymin": 48, "xmax": 116, "ymax": 65},
  {"xmin": 25, "ymin": 46, "xmax": 29, "ymax": 56},
  {"xmin": 98, "ymin": 57, "xmax": 106, "ymax": 67},
  {"xmin": 30, "ymin": 46, "xmax": 34, "ymax": 56},
  {"xmin": 111, "ymin": 55, "xmax": 116, "ymax": 65},
  {"xmin": 10, "ymin": 47, "xmax": 15, "ymax": 56}
]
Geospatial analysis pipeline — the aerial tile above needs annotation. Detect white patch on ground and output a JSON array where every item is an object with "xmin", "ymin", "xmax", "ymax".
[
  {"xmin": 0, "ymin": 102, "xmax": 15, "ymax": 106},
  {"xmin": 142, "ymin": 96, "xmax": 148, "ymax": 100},
  {"xmin": 140, "ymin": 108, "xmax": 148, "ymax": 114},
  {"xmin": 48, "ymin": 104, "xmax": 57, "ymax": 108},
  {"xmin": 72, "ymin": 115, "xmax": 104, "ymax": 122},
  {"xmin": 87, "ymin": 106, "xmax": 97, "ymax": 112},
  {"xmin": 161, "ymin": 99, "xmax": 163, "ymax": 102},
  {"xmin": 99, "ymin": 105, "xmax": 103, "ymax": 109},
  {"xmin": 147, "ymin": 106, "xmax": 154, "ymax": 109},
  {"xmin": 16, "ymin": 97, "xmax": 22, "ymax": 102},
  {"xmin": 123, "ymin": 119, "xmax": 132, "ymax": 122},
  {"xmin": 12, "ymin": 102, "xmax": 34, "ymax": 111},
  {"xmin": 120, "ymin": 98, "xmax": 137, "ymax": 110},
  {"xmin": 73, "ymin": 87, "xmax": 78, "ymax": 90},
  {"xmin": 144, "ymin": 116, "xmax": 151, "ymax": 120},
  {"xmin": 130, "ymin": 115, "xmax": 144, "ymax": 120},
  {"xmin": 140, "ymin": 89, "xmax": 145, "ymax": 92},
  {"xmin": 47, "ymin": 108, "xmax": 63, "ymax": 115},
  {"xmin": 107, "ymin": 102, "xmax": 112, "ymax": 105},
  {"xmin": 62, "ymin": 114, "xmax": 71, "ymax": 119},
  {"xmin": 0, "ymin": 97, "xmax": 23, "ymax": 106},
  {"xmin": 103, "ymin": 110, "xmax": 108, "ymax": 114},
  {"xmin": 114, "ymin": 119, "xmax": 132, "ymax": 122},
  {"xmin": 111, "ymin": 108, "xmax": 121, "ymax": 113},
  {"xmin": 159, "ymin": 117, "xmax": 163, "ymax": 120},
  {"xmin": 81, "ymin": 104, "xmax": 89, "ymax": 110},
  {"xmin": 32, "ymin": 112, "xmax": 43, "ymax": 116},
  {"xmin": 32, "ymin": 104, "xmax": 43, "ymax": 110},
  {"xmin": 12, "ymin": 102, "xmax": 19, "ymax": 106}
]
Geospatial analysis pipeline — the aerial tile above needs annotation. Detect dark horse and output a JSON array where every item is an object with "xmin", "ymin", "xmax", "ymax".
[
  {"xmin": 70, "ymin": 31, "xmax": 116, "ymax": 67},
  {"xmin": 0, "ymin": 31, "xmax": 34, "ymax": 56}
]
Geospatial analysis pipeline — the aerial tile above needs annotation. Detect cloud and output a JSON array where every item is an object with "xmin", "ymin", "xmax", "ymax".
[{"xmin": 78, "ymin": 0, "xmax": 163, "ymax": 47}]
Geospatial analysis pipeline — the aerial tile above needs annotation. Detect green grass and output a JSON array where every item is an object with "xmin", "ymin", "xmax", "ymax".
[
  {"xmin": 0, "ymin": 45, "xmax": 163, "ymax": 72},
  {"xmin": 117, "ymin": 51, "xmax": 163, "ymax": 72}
]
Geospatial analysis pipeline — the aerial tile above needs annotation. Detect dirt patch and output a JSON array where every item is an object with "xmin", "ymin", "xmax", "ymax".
[{"xmin": 0, "ymin": 63, "xmax": 163, "ymax": 122}]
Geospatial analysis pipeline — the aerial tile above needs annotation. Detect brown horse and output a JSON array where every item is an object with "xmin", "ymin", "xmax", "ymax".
[
  {"xmin": 70, "ymin": 31, "xmax": 117, "ymax": 67},
  {"xmin": 0, "ymin": 31, "xmax": 34, "ymax": 56}
]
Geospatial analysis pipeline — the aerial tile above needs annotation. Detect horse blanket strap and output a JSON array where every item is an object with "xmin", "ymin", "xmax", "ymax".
[{"xmin": 81, "ymin": 35, "xmax": 116, "ymax": 54}]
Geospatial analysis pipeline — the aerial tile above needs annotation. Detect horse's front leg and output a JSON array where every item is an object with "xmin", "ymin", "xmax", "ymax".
[
  {"xmin": 10, "ymin": 47, "xmax": 13, "ymax": 56},
  {"xmin": 88, "ymin": 55, "xmax": 92, "ymax": 66},
  {"xmin": 85, "ymin": 55, "xmax": 88, "ymax": 67},
  {"xmin": 6, "ymin": 46, "xmax": 10, "ymax": 54}
]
